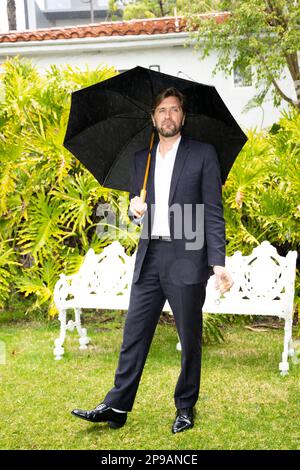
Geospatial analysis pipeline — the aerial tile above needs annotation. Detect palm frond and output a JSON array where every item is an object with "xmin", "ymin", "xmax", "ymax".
[{"xmin": 17, "ymin": 192, "xmax": 67, "ymax": 264}]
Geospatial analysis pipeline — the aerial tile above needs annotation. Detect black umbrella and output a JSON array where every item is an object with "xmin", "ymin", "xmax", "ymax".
[{"xmin": 63, "ymin": 66, "xmax": 247, "ymax": 196}]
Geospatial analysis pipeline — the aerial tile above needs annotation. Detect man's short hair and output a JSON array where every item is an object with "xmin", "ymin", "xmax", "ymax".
[{"xmin": 152, "ymin": 87, "xmax": 186, "ymax": 114}]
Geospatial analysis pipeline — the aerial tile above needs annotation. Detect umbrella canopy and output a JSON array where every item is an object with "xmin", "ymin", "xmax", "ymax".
[{"xmin": 63, "ymin": 66, "xmax": 247, "ymax": 191}]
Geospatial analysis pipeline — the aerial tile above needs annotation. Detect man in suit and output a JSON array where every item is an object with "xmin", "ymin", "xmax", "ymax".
[{"xmin": 72, "ymin": 87, "xmax": 233, "ymax": 433}]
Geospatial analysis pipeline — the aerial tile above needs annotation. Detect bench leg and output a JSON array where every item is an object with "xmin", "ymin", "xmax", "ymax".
[
  {"xmin": 74, "ymin": 308, "xmax": 90, "ymax": 350},
  {"xmin": 279, "ymin": 316, "xmax": 293, "ymax": 376},
  {"xmin": 53, "ymin": 309, "xmax": 67, "ymax": 360}
]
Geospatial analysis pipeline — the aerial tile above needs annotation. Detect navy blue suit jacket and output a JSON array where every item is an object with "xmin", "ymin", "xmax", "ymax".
[{"xmin": 129, "ymin": 136, "xmax": 226, "ymax": 286}]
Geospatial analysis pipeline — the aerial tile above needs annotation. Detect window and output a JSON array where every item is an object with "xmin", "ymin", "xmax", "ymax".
[
  {"xmin": 45, "ymin": 0, "xmax": 71, "ymax": 10},
  {"xmin": 97, "ymin": 0, "xmax": 108, "ymax": 6}
]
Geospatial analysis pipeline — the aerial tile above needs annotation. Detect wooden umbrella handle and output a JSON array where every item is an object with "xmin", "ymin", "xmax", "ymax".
[{"xmin": 140, "ymin": 130, "xmax": 155, "ymax": 204}]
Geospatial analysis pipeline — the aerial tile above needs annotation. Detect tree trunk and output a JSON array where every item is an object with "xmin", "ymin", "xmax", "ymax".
[
  {"xmin": 286, "ymin": 52, "xmax": 300, "ymax": 111},
  {"xmin": 265, "ymin": 1, "xmax": 300, "ymax": 110},
  {"xmin": 7, "ymin": 0, "xmax": 17, "ymax": 31}
]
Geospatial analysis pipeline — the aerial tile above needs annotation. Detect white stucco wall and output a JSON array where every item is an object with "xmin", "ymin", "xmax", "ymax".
[{"xmin": 0, "ymin": 31, "xmax": 294, "ymax": 132}]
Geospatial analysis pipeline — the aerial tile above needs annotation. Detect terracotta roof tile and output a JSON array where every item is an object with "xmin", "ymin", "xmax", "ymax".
[{"xmin": 0, "ymin": 13, "xmax": 230, "ymax": 43}]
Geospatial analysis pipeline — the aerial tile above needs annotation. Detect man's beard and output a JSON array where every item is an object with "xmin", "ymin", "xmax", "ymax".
[{"xmin": 156, "ymin": 120, "xmax": 183, "ymax": 137}]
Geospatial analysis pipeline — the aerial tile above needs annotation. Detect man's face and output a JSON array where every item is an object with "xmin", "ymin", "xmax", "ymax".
[{"xmin": 152, "ymin": 96, "xmax": 185, "ymax": 138}]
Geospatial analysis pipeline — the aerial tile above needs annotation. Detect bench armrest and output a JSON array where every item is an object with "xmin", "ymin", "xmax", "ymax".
[{"xmin": 54, "ymin": 273, "xmax": 76, "ymax": 307}]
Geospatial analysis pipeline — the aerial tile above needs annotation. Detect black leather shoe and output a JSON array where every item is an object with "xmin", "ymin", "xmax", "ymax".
[
  {"xmin": 172, "ymin": 407, "xmax": 194, "ymax": 434},
  {"xmin": 71, "ymin": 403, "xmax": 127, "ymax": 428}
]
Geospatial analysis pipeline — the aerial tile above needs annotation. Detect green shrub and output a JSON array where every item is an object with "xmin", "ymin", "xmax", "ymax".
[
  {"xmin": 223, "ymin": 108, "xmax": 300, "ymax": 314},
  {"xmin": 0, "ymin": 57, "xmax": 137, "ymax": 315},
  {"xmin": 0, "ymin": 57, "xmax": 298, "ymax": 336}
]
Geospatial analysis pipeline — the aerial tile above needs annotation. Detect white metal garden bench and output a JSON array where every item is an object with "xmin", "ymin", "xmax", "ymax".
[{"xmin": 53, "ymin": 240, "xmax": 297, "ymax": 375}]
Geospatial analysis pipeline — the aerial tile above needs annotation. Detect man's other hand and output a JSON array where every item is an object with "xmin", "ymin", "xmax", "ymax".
[
  {"xmin": 130, "ymin": 196, "xmax": 147, "ymax": 218},
  {"xmin": 213, "ymin": 266, "xmax": 234, "ymax": 294}
]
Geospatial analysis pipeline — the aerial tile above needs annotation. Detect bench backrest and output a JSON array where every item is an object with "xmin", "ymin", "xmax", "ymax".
[
  {"xmin": 72, "ymin": 241, "xmax": 135, "ymax": 297},
  {"xmin": 203, "ymin": 241, "xmax": 297, "ymax": 317},
  {"xmin": 74, "ymin": 240, "xmax": 297, "ymax": 318}
]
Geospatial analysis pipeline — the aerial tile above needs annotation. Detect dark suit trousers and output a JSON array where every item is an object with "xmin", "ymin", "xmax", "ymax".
[{"xmin": 103, "ymin": 239, "xmax": 207, "ymax": 412}]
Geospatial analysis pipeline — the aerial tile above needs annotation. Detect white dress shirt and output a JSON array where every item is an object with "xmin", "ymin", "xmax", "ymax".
[
  {"xmin": 131, "ymin": 135, "xmax": 216, "ymax": 269},
  {"xmin": 151, "ymin": 136, "xmax": 181, "ymax": 237}
]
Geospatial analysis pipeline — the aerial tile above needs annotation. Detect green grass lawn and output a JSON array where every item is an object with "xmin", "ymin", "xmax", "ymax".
[{"xmin": 0, "ymin": 311, "xmax": 299, "ymax": 450}]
